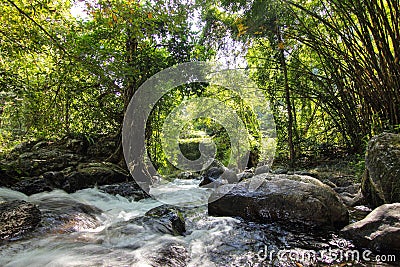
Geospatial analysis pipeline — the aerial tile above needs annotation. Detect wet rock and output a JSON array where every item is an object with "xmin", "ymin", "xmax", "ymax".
[
  {"xmin": 0, "ymin": 163, "xmax": 19, "ymax": 187},
  {"xmin": 152, "ymin": 243, "xmax": 189, "ymax": 267},
  {"xmin": 199, "ymin": 177, "xmax": 226, "ymax": 188},
  {"xmin": 341, "ymin": 203, "xmax": 400, "ymax": 253},
  {"xmin": 144, "ymin": 205, "xmax": 186, "ymax": 236},
  {"xmin": 362, "ymin": 133, "xmax": 400, "ymax": 207},
  {"xmin": 334, "ymin": 183, "xmax": 363, "ymax": 206},
  {"xmin": 11, "ymin": 177, "xmax": 54, "ymax": 195},
  {"xmin": 208, "ymin": 174, "xmax": 349, "ymax": 229},
  {"xmin": 0, "ymin": 137, "xmax": 129, "ymax": 195},
  {"xmin": 199, "ymin": 176, "xmax": 214, "ymax": 187},
  {"xmin": 42, "ymin": 171, "xmax": 65, "ymax": 187},
  {"xmin": 348, "ymin": 205, "xmax": 372, "ymax": 223},
  {"xmin": 32, "ymin": 194, "xmax": 102, "ymax": 234},
  {"xmin": 329, "ymin": 175, "xmax": 355, "ymax": 187},
  {"xmin": 198, "ymin": 162, "xmax": 240, "ymax": 186},
  {"xmin": 98, "ymin": 181, "xmax": 150, "ymax": 201},
  {"xmin": 322, "ymin": 179, "xmax": 337, "ymax": 188},
  {"xmin": 199, "ymin": 166, "xmax": 225, "ymax": 187},
  {"xmin": 61, "ymin": 162, "xmax": 130, "ymax": 193},
  {"xmin": 202, "ymin": 159, "xmax": 225, "ymax": 172},
  {"xmin": 0, "ymin": 200, "xmax": 41, "ymax": 240},
  {"xmin": 205, "ymin": 166, "xmax": 225, "ymax": 178},
  {"xmin": 105, "ymin": 205, "xmax": 186, "ymax": 239}
]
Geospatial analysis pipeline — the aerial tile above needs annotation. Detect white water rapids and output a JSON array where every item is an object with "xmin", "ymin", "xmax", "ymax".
[
  {"xmin": 0, "ymin": 179, "xmax": 389, "ymax": 267},
  {"xmin": 0, "ymin": 180, "xmax": 265, "ymax": 266}
]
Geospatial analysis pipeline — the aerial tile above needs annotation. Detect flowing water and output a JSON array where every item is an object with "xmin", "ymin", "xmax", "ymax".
[{"xmin": 0, "ymin": 180, "xmax": 396, "ymax": 267}]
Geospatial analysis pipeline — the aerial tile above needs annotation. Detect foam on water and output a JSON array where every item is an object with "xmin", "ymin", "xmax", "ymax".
[
  {"xmin": 0, "ymin": 181, "xmax": 230, "ymax": 266},
  {"xmin": 0, "ymin": 181, "xmax": 384, "ymax": 267}
]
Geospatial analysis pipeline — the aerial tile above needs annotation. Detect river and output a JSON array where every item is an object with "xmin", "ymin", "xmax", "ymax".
[{"xmin": 0, "ymin": 179, "xmax": 394, "ymax": 266}]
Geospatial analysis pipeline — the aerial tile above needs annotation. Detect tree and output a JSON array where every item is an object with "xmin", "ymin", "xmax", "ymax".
[
  {"xmin": 0, "ymin": 0, "xmax": 208, "ymax": 151},
  {"xmin": 207, "ymin": 0, "xmax": 400, "ymax": 158},
  {"xmin": 206, "ymin": 0, "xmax": 298, "ymax": 165},
  {"xmin": 284, "ymin": 0, "xmax": 400, "ymax": 151}
]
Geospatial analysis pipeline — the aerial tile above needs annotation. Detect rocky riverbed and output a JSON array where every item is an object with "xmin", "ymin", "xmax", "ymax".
[{"xmin": 1, "ymin": 134, "xmax": 400, "ymax": 266}]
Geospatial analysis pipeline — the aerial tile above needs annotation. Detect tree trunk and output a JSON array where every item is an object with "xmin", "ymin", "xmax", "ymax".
[
  {"xmin": 108, "ymin": 29, "xmax": 138, "ymax": 165},
  {"xmin": 278, "ymin": 30, "xmax": 295, "ymax": 169}
]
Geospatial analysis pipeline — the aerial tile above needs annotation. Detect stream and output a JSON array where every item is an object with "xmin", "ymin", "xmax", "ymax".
[{"xmin": 0, "ymin": 179, "xmax": 394, "ymax": 267}]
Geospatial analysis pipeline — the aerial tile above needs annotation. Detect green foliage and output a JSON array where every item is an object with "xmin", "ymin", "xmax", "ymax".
[
  {"xmin": 0, "ymin": 0, "xmax": 208, "ymax": 146},
  {"xmin": 348, "ymin": 155, "xmax": 366, "ymax": 182},
  {"xmin": 145, "ymin": 82, "xmax": 263, "ymax": 174},
  {"xmin": 1, "ymin": 0, "xmax": 399, "ymax": 169},
  {"xmin": 204, "ymin": 0, "xmax": 400, "ymax": 164}
]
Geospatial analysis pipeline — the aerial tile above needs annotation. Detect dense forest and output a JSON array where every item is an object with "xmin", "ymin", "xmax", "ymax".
[{"xmin": 1, "ymin": 0, "xmax": 399, "ymax": 172}]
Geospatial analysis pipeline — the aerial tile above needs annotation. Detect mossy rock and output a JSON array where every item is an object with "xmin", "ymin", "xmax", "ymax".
[{"xmin": 361, "ymin": 133, "xmax": 400, "ymax": 207}]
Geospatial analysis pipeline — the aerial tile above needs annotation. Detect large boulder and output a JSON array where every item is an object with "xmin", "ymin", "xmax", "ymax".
[
  {"xmin": 361, "ymin": 133, "xmax": 400, "ymax": 207},
  {"xmin": 341, "ymin": 203, "xmax": 400, "ymax": 253},
  {"xmin": 39, "ymin": 199, "xmax": 101, "ymax": 234},
  {"xmin": 0, "ymin": 200, "xmax": 41, "ymax": 240},
  {"xmin": 208, "ymin": 174, "xmax": 349, "ymax": 229}
]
